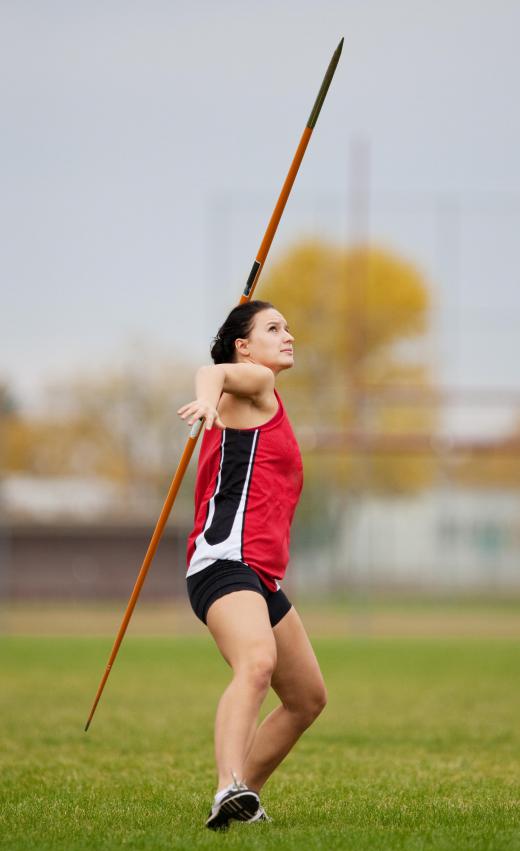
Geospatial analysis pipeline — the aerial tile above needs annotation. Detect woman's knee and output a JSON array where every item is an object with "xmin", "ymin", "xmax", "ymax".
[
  {"xmin": 310, "ymin": 683, "xmax": 328, "ymax": 718},
  {"xmin": 236, "ymin": 650, "xmax": 277, "ymax": 693},
  {"xmin": 290, "ymin": 682, "xmax": 328, "ymax": 728}
]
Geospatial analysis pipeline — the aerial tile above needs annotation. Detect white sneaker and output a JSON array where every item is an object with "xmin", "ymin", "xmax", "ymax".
[{"xmin": 205, "ymin": 775, "xmax": 260, "ymax": 831}]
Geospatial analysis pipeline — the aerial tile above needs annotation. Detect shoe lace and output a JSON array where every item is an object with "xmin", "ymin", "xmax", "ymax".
[{"xmin": 231, "ymin": 770, "xmax": 248, "ymax": 791}]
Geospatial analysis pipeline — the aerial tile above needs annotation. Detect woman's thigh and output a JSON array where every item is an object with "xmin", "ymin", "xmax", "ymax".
[
  {"xmin": 270, "ymin": 606, "xmax": 327, "ymax": 711},
  {"xmin": 206, "ymin": 590, "xmax": 277, "ymax": 672}
]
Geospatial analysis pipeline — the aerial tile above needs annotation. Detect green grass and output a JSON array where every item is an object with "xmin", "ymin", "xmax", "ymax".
[{"xmin": 1, "ymin": 635, "xmax": 519, "ymax": 850}]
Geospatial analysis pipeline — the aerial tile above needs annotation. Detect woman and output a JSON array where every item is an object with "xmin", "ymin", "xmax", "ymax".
[{"xmin": 177, "ymin": 299, "xmax": 327, "ymax": 830}]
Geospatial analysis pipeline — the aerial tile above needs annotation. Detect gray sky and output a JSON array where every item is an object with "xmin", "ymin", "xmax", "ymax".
[{"xmin": 1, "ymin": 0, "xmax": 519, "ymax": 428}]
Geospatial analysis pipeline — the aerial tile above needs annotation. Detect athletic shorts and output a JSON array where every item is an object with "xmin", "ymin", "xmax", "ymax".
[{"xmin": 186, "ymin": 559, "xmax": 292, "ymax": 627}]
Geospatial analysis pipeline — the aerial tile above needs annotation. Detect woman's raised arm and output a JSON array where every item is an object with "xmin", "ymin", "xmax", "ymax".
[{"xmin": 177, "ymin": 363, "xmax": 274, "ymax": 430}]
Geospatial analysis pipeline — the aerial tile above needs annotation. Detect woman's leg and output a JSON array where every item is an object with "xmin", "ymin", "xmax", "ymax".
[
  {"xmin": 242, "ymin": 605, "xmax": 327, "ymax": 793},
  {"xmin": 206, "ymin": 589, "xmax": 277, "ymax": 791}
]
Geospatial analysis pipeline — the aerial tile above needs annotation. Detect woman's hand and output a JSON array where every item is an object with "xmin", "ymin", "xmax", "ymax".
[{"xmin": 177, "ymin": 399, "xmax": 225, "ymax": 431}]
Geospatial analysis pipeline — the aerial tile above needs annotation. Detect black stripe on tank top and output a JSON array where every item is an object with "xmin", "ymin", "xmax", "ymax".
[
  {"xmin": 204, "ymin": 430, "xmax": 257, "ymax": 546},
  {"xmin": 201, "ymin": 431, "xmax": 224, "ymax": 533}
]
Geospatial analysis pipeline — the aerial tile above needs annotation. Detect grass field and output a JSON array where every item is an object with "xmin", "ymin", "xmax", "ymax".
[{"xmin": 1, "ymin": 632, "xmax": 519, "ymax": 850}]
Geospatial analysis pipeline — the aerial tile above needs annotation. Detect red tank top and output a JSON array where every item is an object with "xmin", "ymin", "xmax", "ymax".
[{"xmin": 186, "ymin": 388, "xmax": 303, "ymax": 591}]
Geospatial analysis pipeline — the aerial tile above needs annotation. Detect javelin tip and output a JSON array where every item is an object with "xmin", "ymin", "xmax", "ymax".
[{"xmin": 307, "ymin": 37, "xmax": 344, "ymax": 129}]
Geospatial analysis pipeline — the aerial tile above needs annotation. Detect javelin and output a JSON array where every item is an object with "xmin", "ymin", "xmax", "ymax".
[{"xmin": 84, "ymin": 36, "xmax": 344, "ymax": 732}]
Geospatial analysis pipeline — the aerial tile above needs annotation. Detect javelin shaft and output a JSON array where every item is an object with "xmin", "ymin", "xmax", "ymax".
[
  {"xmin": 84, "ymin": 37, "xmax": 343, "ymax": 732},
  {"xmin": 240, "ymin": 35, "xmax": 343, "ymax": 303},
  {"xmin": 84, "ymin": 423, "xmax": 201, "ymax": 731}
]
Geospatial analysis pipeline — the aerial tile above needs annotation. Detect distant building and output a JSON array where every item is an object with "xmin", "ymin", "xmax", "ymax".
[
  {"xmin": 0, "ymin": 475, "xmax": 191, "ymax": 600},
  {"xmin": 1, "ymin": 475, "xmax": 519, "ymax": 599},
  {"xmin": 294, "ymin": 487, "xmax": 520, "ymax": 593}
]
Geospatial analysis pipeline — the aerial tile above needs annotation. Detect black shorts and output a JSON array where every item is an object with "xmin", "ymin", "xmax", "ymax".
[{"xmin": 186, "ymin": 559, "xmax": 292, "ymax": 627}]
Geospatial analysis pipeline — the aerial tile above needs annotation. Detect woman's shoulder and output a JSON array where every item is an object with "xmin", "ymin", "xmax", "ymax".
[{"xmin": 217, "ymin": 386, "xmax": 281, "ymax": 431}]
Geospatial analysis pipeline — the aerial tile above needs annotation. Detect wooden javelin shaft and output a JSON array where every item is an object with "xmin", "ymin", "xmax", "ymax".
[
  {"xmin": 240, "ymin": 37, "xmax": 344, "ymax": 303},
  {"xmin": 84, "ymin": 36, "xmax": 343, "ymax": 732},
  {"xmin": 84, "ymin": 429, "xmax": 199, "ymax": 731}
]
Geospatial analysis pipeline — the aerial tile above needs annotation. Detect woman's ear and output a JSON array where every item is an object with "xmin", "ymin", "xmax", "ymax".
[{"xmin": 235, "ymin": 338, "xmax": 249, "ymax": 358}]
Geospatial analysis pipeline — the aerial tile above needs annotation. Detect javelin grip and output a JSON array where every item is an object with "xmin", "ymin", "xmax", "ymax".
[{"xmin": 243, "ymin": 261, "xmax": 262, "ymax": 298}]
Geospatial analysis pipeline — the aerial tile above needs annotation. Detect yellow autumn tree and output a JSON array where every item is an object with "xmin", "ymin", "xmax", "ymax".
[{"xmin": 260, "ymin": 239, "xmax": 438, "ymax": 495}]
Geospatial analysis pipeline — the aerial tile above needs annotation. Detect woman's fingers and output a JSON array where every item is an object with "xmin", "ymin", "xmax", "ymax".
[
  {"xmin": 178, "ymin": 403, "xmax": 199, "ymax": 420},
  {"xmin": 177, "ymin": 399, "xmax": 208, "ymax": 417},
  {"xmin": 204, "ymin": 412, "xmax": 222, "ymax": 430},
  {"xmin": 177, "ymin": 401, "xmax": 201, "ymax": 414},
  {"xmin": 205, "ymin": 415, "xmax": 224, "ymax": 431},
  {"xmin": 177, "ymin": 401, "xmax": 223, "ymax": 429},
  {"xmin": 177, "ymin": 406, "xmax": 191, "ymax": 417}
]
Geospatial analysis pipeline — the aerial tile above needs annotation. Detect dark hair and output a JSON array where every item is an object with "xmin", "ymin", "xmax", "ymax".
[{"xmin": 210, "ymin": 300, "xmax": 274, "ymax": 364}]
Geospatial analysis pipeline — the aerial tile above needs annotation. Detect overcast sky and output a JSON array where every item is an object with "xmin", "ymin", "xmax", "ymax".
[{"xmin": 1, "ymin": 1, "xmax": 519, "ymax": 429}]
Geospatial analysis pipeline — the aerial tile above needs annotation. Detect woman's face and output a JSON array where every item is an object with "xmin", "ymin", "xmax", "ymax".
[{"xmin": 235, "ymin": 308, "xmax": 295, "ymax": 374}]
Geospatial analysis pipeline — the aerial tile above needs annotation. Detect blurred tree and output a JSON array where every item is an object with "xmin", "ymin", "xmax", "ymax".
[
  {"xmin": 2, "ymin": 346, "xmax": 199, "ymax": 516},
  {"xmin": 3, "ymin": 243, "xmax": 438, "ymax": 500},
  {"xmin": 0, "ymin": 381, "xmax": 17, "ymax": 416},
  {"xmin": 261, "ymin": 240, "xmax": 437, "ymax": 496},
  {"xmin": 451, "ymin": 420, "xmax": 520, "ymax": 488},
  {"xmin": 0, "ymin": 379, "xmax": 18, "ymax": 475}
]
